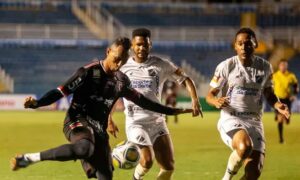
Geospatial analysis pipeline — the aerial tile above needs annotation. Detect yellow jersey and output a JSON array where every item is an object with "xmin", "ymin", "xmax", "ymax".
[{"xmin": 273, "ymin": 70, "xmax": 298, "ymax": 99}]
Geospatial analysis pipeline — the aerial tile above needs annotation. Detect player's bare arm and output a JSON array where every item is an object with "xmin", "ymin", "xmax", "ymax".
[
  {"xmin": 108, "ymin": 103, "xmax": 119, "ymax": 138},
  {"xmin": 206, "ymin": 87, "xmax": 230, "ymax": 109},
  {"xmin": 264, "ymin": 86, "xmax": 290, "ymax": 119},
  {"xmin": 125, "ymin": 88, "xmax": 193, "ymax": 115},
  {"xmin": 108, "ymin": 115, "xmax": 119, "ymax": 138},
  {"xmin": 182, "ymin": 76, "xmax": 203, "ymax": 117}
]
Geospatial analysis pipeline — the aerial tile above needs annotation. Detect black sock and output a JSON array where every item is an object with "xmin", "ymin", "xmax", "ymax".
[
  {"xmin": 40, "ymin": 139, "xmax": 94, "ymax": 161},
  {"xmin": 278, "ymin": 123, "xmax": 284, "ymax": 142}
]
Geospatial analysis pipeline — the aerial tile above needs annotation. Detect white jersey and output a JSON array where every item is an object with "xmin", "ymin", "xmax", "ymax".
[
  {"xmin": 210, "ymin": 55, "xmax": 273, "ymax": 120},
  {"xmin": 120, "ymin": 56, "xmax": 187, "ymax": 124}
]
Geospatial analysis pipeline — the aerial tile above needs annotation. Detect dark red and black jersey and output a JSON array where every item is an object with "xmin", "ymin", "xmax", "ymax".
[
  {"xmin": 57, "ymin": 60, "xmax": 131, "ymax": 132},
  {"xmin": 34, "ymin": 60, "xmax": 183, "ymax": 134}
]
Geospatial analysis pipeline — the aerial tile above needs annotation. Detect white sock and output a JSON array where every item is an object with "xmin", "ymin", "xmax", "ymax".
[
  {"xmin": 134, "ymin": 163, "xmax": 149, "ymax": 180},
  {"xmin": 157, "ymin": 169, "xmax": 174, "ymax": 180},
  {"xmin": 222, "ymin": 150, "xmax": 244, "ymax": 180},
  {"xmin": 24, "ymin": 153, "xmax": 41, "ymax": 163}
]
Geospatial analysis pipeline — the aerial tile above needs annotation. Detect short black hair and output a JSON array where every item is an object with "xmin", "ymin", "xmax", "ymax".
[
  {"xmin": 112, "ymin": 37, "xmax": 131, "ymax": 51},
  {"xmin": 132, "ymin": 28, "xmax": 151, "ymax": 38},
  {"xmin": 235, "ymin": 27, "xmax": 258, "ymax": 48},
  {"xmin": 278, "ymin": 59, "xmax": 288, "ymax": 64}
]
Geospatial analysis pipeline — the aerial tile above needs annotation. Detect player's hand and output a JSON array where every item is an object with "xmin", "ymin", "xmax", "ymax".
[
  {"xmin": 24, "ymin": 96, "xmax": 38, "ymax": 109},
  {"xmin": 274, "ymin": 102, "xmax": 290, "ymax": 119},
  {"xmin": 108, "ymin": 117, "xmax": 119, "ymax": 138},
  {"xmin": 214, "ymin": 97, "xmax": 230, "ymax": 109},
  {"xmin": 175, "ymin": 108, "xmax": 193, "ymax": 115},
  {"xmin": 191, "ymin": 99, "xmax": 203, "ymax": 117}
]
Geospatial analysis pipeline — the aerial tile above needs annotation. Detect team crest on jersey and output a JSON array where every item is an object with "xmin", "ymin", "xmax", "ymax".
[{"xmin": 147, "ymin": 69, "xmax": 157, "ymax": 76}]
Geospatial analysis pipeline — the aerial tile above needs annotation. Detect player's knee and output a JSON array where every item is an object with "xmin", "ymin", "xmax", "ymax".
[
  {"xmin": 142, "ymin": 159, "xmax": 153, "ymax": 169},
  {"xmin": 236, "ymin": 142, "xmax": 253, "ymax": 159},
  {"xmin": 74, "ymin": 139, "xmax": 95, "ymax": 159},
  {"xmin": 140, "ymin": 157, "xmax": 153, "ymax": 169}
]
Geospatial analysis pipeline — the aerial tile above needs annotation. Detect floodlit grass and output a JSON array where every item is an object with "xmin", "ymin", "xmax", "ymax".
[{"xmin": 0, "ymin": 111, "xmax": 299, "ymax": 180}]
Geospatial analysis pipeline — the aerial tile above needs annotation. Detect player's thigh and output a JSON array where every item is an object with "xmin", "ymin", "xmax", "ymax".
[
  {"xmin": 218, "ymin": 118, "xmax": 251, "ymax": 150},
  {"xmin": 63, "ymin": 115, "xmax": 94, "ymax": 143},
  {"xmin": 69, "ymin": 126, "xmax": 95, "ymax": 143},
  {"xmin": 153, "ymin": 134, "xmax": 174, "ymax": 170},
  {"xmin": 231, "ymin": 129, "xmax": 252, "ymax": 150}
]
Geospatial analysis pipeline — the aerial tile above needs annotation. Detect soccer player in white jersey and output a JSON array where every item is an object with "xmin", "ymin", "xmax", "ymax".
[
  {"xmin": 206, "ymin": 28, "xmax": 290, "ymax": 180},
  {"xmin": 110, "ymin": 28, "xmax": 202, "ymax": 180}
]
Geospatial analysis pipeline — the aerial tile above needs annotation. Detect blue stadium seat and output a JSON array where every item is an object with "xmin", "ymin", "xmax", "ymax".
[{"xmin": 0, "ymin": 6, "xmax": 80, "ymax": 24}]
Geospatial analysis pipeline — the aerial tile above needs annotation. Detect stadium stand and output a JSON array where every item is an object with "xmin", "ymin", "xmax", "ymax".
[
  {"xmin": 0, "ymin": 1, "xmax": 95, "ymax": 39},
  {"xmin": 0, "ymin": 8, "xmax": 80, "ymax": 24},
  {"xmin": 0, "ymin": 39, "xmax": 108, "ymax": 95},
  {"xmin": 0, "ymin": 0, "xmax": 299, "ymax": 97},
  {"xmin": 0, "ymin": 39, "xmax": 231, "ymax": 95},
  {"xmin": 288, "ymin": 53, "xmax": 300, "ymax": 82}
]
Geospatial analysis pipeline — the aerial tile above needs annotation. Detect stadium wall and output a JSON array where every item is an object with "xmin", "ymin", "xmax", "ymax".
[{"xmin": 2, "ymin": 94, "xmax": 300, "ymax": 112}]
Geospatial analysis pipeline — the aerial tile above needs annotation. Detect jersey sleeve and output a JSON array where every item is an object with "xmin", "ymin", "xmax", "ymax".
[
  {"xmin": 161, "ymin": 58, "xmax": 187, "ymax": 84},
  {"xmin": 263, "ymin": 62, "xmax": 273, "ymax": 89},
  {"xmin": 209, "ymin": 61, "xmax": 227, "ymax": 89},
  {"xmin": 57, "ymin": 67, "xmax": 88, "ymax": 96}
]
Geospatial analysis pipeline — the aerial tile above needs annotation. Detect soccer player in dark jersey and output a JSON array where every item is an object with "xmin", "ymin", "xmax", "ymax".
[{"xmin": 10, "ymin": 37, "xmax": 192, "ymax": 180}]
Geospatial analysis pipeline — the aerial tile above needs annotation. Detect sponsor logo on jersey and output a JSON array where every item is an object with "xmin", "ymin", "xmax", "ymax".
[
  {"xmin": 68, "ymin": 77, "xmax": 82, "ymax": 90},
  {"xmin": 104, "ymin": 99, "xmax": 114, "ymax": 107},
  {"xmin": 230, "ymin": 111, "xmax": 258, "ymax": 117},
  {"xmin": 87, "ymin": 116, "xmax": 104, "ymax": 133},
  {"xmin": 131, "ymin": 80, "xmax": 153, "ymax": 89},
  {"xmin": 235, "ymin": 86, "xmax": 259, "ymax": 96}
]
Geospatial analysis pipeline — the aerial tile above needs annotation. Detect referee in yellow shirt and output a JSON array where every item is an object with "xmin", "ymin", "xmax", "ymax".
[{"xmin": 273, "ymin": 59, "xmax": 299, "ymax": 143}]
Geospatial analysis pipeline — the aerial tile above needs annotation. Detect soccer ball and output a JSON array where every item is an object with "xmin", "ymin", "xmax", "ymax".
[{"xmin": 112, "ymin": 141, "xmax": 140, "ymax": 170}]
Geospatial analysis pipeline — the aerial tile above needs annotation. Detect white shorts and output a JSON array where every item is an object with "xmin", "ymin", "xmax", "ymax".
[
  {"xmin": 218, "ymin": 117, "xmax": 265, "ymax": 153},
  {"xmin": 126, "ymin": 118, "xmax": 169, "ymax": 146}
]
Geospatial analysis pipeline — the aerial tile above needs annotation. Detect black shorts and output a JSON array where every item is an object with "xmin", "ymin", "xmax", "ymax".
[
  {"xmin": 63, "ymin": 115, "xmax": 113, "ymax": 179},
  {"xmin": 275, "ymin": 98, "xmax": 292, "ymax": 120}
]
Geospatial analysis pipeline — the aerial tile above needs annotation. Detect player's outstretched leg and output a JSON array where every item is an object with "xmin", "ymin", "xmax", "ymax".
[
  {"xmin": 222, "ymin": 130, "xmax": 253, "ymax": 180},
  {"xmin": 10, "ymin": 127, "xmax": 95, "ymax": 171}
]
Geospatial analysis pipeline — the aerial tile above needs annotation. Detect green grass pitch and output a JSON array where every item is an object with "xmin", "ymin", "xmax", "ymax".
[{"xmin": 0, "ymin": 111, "xmax": 299, "ymax": 180}]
